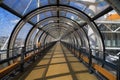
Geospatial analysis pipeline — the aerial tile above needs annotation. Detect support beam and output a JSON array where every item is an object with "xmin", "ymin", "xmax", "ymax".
[
  {"xmin": 38, "ymin": 27, "xmax": 56, "ymax": 38},
  {"xmin": 0, "ymin": 3, "xmax": 35, "ymax": 26},
  {"xmin": 92, "ymin": 6, "xmax": 113, "ymax": 21},
  {"xmin": 105, "ymin": 0, "xmax": 120, "ymax": 15}
]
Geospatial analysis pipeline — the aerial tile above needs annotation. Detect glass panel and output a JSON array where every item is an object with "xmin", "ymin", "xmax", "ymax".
[
  {"xmin": 96, "ymin": 10, "xmax": 120, "ymax": 65},
  {"xmin": 40, "ymin": 33, "xmax": 46, "ymax": 46},
  {"xmin": 51, "ymin": 11, "xmax": 57, "ymax": 16},
  {"xmin": 39, "ymin": 21, "xmax": 49, "ymax": 28},
  {"xmin": 66, "ymin": 12, "xmax": 78, "ymax": 20},
  {"xmin": 101, "ymin": 32, "xmax": 120, "ymax": 47},
  {"xmin": 97, "ymin": 10, "xmax": 120, "ymax": 48},
  {"xmin": 44, "ymin": 11, "xmax": 52, "ymax": 17},
  {"xmin": 104, "ymin": 32, "xmax": 120, "ymax": 65},
  {"xmin": 59, "ymin": 11, "xmax": 67, "ymax": 16},
  {"xmin": 98, "ymin": 24, "xmax": 111, "ymax": 31},
  {"xmin": 27, "ymin": 29, "xmax": 39, "ymax": 50},
  {"xmin": 49, "ymin": 0, "xmax": 57, "ymax": 4},
  {"xmin": 84, "ymin": 8, "xmax": 95, "ymax": 17},
  {"xmin": 23, "ymin": 0, "xmax": 37, "ymax": 15},
  {"xmin": 40, "ymin": 0, "xmax": 48, "ymax": 6},
  {"xmin": 3, "ymin": 0, "xmax": 46, "ymax": 16},
  {"xmin": 59, "ymin": 0, "xmax": 109, "ymax": 17},
  {"xmin": 38, "ymin": 31, "xmax": 44, "ymax": 42},
  {"xmin": 76, "ymin": 32, "xmax": 82, "ymax": 47},
  {"xmin": 96, "ymin": 9, "xmax": 120, "ymax": 66},
  {"xmin": 14, "ymin": 23, "xmax": 32, "ymax": 47},
  {"xmin": 70, "ymin": 1, "xmax": 86, "ymax": 11},
  {"xmin": 40, "ymin": 12, "xmax": 49, "ymax": 20},
  {"xmin": 30, "ymin": 29, "xmax": 38, "ymax": 45},
  {"xmin": 60, "ymin": 0, "xmax": 70, "ymax": 5},
  {"xmin": 3, "ymin": 0, "xmax": 110, "ymax": 18},
  {"xmin": 66, "ymin": 12, "xmax": 85, "ymax": 24},
  {"xmin": 30, "ymin": 15, "xmax": 37, "ymax": 24},
  {"xmin": 4, "ymin": 0, "xmax": 33, "ymax": 15},
  {"xmin": 0, "ymin": 7, "xmax": 20, "ymax": 50},
  {"xmin": 0, "ymin": 8, "xmax": 20, "ymax": 67},
  {"xmin": 95, "ymin": 0, "xmax": 109, "ymax": 14},
  {"xmin": 30, "ymin": 11, "xmax": 52, "ymax": 24}
]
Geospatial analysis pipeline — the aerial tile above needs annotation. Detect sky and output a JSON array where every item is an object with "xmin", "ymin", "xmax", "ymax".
[
  {"xmin": 0, "ymin": 0, "xmax": 111, "ymax": 38},
  {"xmin": 0, "ymin": 7, "xmax": 20, "ymax": 37},
  {"xmin": 0, "ymin": 7, "xmax": 32, "ymax": 39}
]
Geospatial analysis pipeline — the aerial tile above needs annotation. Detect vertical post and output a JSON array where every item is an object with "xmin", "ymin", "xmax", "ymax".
[
  {"xmin": 20, "ymin": 47, "xmax": 25, "ymax": 72},
  {"xmin": 74, "ymin": 44, "xmax": 75, "ymax": 56},
  {"xmin": 34, "ymin": 44, "xmax": 36, "ymax": 54},
  {"xmin": 70, "ymin": 44, "xmax": 71, "ymax": 51},
  {"xmin": 79, "ymin": 48, "xmax": 82, "ymax": 62},
  {"xmin": 117, "ymin": 54, "xmax": 120, "ymax": 80},
  {"xmin": 38, "ymin": 43, "xmax": 40, "ymax": 53},
  {"xmin": 32, "ymin": 44, "xmax": 36, "ymax": 61},
  {"xmin": 0, "ymin": 53, "xmax": 1, "ymax": 60},
  {"xmin": 102, "ymin": 51, "xmax": 105, "ymax": 67},
  {"xmin": 89, "ymin": 49, "xmax": 93, "ymax": 73}
]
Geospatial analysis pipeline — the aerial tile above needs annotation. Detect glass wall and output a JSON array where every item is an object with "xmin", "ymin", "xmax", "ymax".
[
  {"xmin": 14, "ymin": 23, "xmax": 32, "ymax": 47},
  {"xmin": 0, "ymin": 7, "xmax": 20, "ymax": 64},
  {"xmin": 0, "ymin": 7, "xmax": 20, "ymax": 50}
]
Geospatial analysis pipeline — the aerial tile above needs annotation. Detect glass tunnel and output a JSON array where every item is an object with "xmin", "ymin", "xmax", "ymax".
[{"xmin": 0, "ymin": 0, "xmax": 120, "ymax": 80}]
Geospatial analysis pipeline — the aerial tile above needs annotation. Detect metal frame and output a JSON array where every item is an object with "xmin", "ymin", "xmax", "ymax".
[
  {"xmin": 7, "ymin": 5, "xmax": 109, "ymax": 62},
  {"xmin": 24, "ymin": 16, "xmax": 86, "ymax": 50}
]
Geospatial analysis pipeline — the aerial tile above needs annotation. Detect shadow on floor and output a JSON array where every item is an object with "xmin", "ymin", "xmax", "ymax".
[{"xmin": 17, "ymin": 44, "xmax": 98, "ymax": 80}]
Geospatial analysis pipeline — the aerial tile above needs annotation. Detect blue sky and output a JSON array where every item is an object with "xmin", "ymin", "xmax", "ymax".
[
  {"xmin": 0, "ymin": 7, "xmax": 20, "ymax": 37},
  {"xmin": 0, "ymin": 0, "xmax": 109, "ymax": 38},
  {"xmin": 0, "ymin": 7, "xmax": 32, "ymax": 39}
]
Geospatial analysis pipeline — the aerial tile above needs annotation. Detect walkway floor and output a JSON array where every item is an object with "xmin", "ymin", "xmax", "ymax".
[{"xmin": 18, "ymin": 42, "xmax": 98, "ymax": 80}]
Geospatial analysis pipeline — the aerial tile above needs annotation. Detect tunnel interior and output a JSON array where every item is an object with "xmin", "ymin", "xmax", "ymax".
[{"xmin": 0, "ymin": 0, "xmax": 120, "ymax": 80}]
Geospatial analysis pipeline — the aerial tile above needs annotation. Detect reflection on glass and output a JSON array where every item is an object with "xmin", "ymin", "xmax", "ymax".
[
  {"xmin": 0, "ymin": 8, "xmax": 20, "ymax": 50},
  {"xmin": 66, "ymin": 12, "xmax": 85, "ymax": 24},
  {"xmin": 30, "ymin": 11, "xmax": 52, "ymax": 24},
  {"xmin": 27, "ymin": 29, "xmax": 39, "ymax": 50},
  {"xmin": 59, "ymin": 11, "xmax": 66, "ymax": 16},
  {"xmin": 3, "ymin": 0, "xmax": 48, "ymax": 15},
  {"xmin": 3, "ymin": 0, "xmax": 109, "ymax": 18},
  {"xmin": 51, "ymin": 11, "xmax": 57, "ymax": 16},
  {"xmin": 60, "ymin": 0, "xmax": 70, "ymax": 5},
  {"xmin": 62, "ymin": 0, "xmax": 109, "ymax": 17},
  {"xmin": 15, "ymin": 23, "xmax": 32, "ymax": 47},
  {"xmin": 40, "ymin": 0, "xmax": 48, "ymax": 6},
  {"xmin": 49, "ymin": 0, "xmax": 57, "ymax": 4}
]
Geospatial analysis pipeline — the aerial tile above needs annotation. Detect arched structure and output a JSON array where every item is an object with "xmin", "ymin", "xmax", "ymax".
[{"xmin": 0, "ymin": 0, "xmax": 120, "ymax": 80}]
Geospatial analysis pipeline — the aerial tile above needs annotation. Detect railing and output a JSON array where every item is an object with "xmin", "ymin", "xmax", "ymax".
[
  {"xmin": 0, "ymin": 42, "xmax": 56, "ymax": 79},
  {"xmin": 61, "ymin": 42, "xmax": 120, "ymax": 80},
  {"xmin": 0, "ymin": 45, "xmax": 33, "ymax": 60}
]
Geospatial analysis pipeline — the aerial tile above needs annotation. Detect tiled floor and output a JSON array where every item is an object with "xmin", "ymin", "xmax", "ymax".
[{"xmin": 18, "ymin": 43, "xmax": 98, "ymax": 80}]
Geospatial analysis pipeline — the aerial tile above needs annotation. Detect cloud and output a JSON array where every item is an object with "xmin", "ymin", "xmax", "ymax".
[{"xmin": 10, "ymin": 19, "xmax": 19, "ymax": 24}]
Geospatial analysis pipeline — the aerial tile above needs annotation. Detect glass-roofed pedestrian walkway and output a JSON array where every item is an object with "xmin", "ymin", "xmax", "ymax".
[{"xmin": 0, "ymin": 0, "xmax": 120, "ymax": 80}]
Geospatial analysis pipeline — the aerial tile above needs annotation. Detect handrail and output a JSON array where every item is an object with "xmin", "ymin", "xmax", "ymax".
[
  {"xmin": 0, "ymin": 42, "xmax": 56, "ymax": 79},
  {"xmin": 80, "ymin": 53, "xmax": 116, "ymax": 80},
  {"xmin": 0, "ymin": 49, "xmax": 35, "ymax": 64},
  {"xmin": 62, "ymin": 42, "xmax": 117, "ymax": 80},
  {"xmin": 0, "ymin": 61, "xmax": 20, "ymax": 78},
  {"xmin": 0, "ymin": 45, "xmax": 33, "ymax": 52}
]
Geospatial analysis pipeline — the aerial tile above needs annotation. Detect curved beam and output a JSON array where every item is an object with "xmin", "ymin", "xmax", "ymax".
[
  {"xmin": 25, "ymin": 16, "xmax": 83, "ymax": 48},
  {"xmin": 8, "ymin": 5, "xmax": 104, "ymax": 59}
]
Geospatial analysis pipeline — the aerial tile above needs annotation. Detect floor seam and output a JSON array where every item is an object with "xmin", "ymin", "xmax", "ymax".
[{"xmin": 61, "ymin": 44, "xmax": 78, "ymax": 80}]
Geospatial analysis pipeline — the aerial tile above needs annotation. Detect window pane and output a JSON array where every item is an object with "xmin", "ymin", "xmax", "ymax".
[
  {"xmin": 0, "ymin": 7, "xmax": 20, "ymax": 50},
  {"xmin": 14, "ymin": 23, "xmax": 32, "ymax": 47}
]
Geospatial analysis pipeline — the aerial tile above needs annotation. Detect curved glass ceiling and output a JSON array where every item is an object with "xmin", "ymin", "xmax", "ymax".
[
  {"xmin": 1, "ymin": 0, "xmax": 118, "ymax": 52},
  {"xmin": 3, "ymin": 0, "xmax": 109, "ymax": 19}
]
